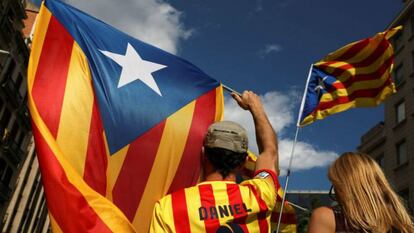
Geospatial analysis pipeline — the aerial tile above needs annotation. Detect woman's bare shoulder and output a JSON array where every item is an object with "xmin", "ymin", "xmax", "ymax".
[{"xmin": 307, "ymin": 206, "xmax": 335, "ymax": 233}]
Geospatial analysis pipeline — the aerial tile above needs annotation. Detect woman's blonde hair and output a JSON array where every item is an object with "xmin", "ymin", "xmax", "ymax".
[{"xmin": 328, "ymin": 152, "xmax": 414, "ymax": 233}]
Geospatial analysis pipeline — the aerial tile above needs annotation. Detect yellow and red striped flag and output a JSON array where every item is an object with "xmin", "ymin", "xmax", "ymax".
[
  {"xmin": 28, "ymin": 0, "xmax": 223, "ymax": 232},
  {"xmin": 243, "ymin": 153, "xmax": 297, "ymax": 232},
  {"xmin": 298, "ymin": 27, "xmax": 401, "ymax": 126}
]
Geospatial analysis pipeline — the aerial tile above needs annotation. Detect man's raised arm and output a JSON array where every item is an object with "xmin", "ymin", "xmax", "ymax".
[{"xmin": 231, "ymin": 91, "xmax": 279, "ymax": 174}]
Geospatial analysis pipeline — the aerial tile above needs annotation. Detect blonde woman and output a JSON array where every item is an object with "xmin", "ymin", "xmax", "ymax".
[{"xmin": 308, "ymin": 152, "xmax": 414, "ymax": 233}]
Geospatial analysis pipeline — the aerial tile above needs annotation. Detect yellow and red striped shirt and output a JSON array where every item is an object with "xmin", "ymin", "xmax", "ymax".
[{"xmin": 150, "ymin": 170, "xmax": 280, "ymax": 233}]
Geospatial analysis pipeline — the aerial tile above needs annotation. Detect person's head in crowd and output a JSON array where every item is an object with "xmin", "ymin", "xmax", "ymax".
[
  {"xmin": 203, "ymin": 121, "xmax": 248, "ymax": 179},
  {"xmin": 328, "ymin": 152, "xmax": 414, "ymax": 233}
]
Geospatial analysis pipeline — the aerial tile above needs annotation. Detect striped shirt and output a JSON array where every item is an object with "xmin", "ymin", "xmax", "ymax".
[{"xmin": 150, "ymin": 170, "xmax": 279, "ymax": 233}]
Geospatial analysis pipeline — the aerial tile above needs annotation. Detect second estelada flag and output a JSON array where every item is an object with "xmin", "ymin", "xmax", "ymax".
[
  {"xmin": 28, "ymin": 0, "xmax": 223, "ymax": 232},
  {"xmin": 298, "ymin": 27, "xmax": 401, "ymax": 127}
]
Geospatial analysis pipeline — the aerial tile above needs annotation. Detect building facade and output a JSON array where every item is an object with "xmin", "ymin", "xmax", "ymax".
[
  {"xmin": 0, "ymin": 0, "xmax": 49, "ymax": 232},
  {"xmin": 358, "ymin": 0, "xmax": 414, "ymax": 214}
]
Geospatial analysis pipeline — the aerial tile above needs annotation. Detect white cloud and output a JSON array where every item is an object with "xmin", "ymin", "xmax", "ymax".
[
  {"xmin": 64, "ymin": 0, "xmax": 192, "ymax": 54},
  {"xmin": 224, "ymin": 90, "xmax": 338, "ymax": 174},
  {"xmin": 260, "ymin": 44, "xmax": 282, "ymax": 57}
]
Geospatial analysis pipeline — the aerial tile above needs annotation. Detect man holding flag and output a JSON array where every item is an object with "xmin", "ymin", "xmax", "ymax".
[
  {"xmin": 28, "ymin": 0, "xmax": 223, "ymax": 232},
  {"xmin": 150, "ymin": 90, "xmax": 280, "ymax": 233},
  {"xmin": 28, "ymin": 0, "xmax": 297, "ymax": 232}
]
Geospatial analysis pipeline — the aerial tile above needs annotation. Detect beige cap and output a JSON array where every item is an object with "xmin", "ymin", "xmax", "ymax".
[{"xmin": 204, "ymin": 121, "xmax": 248, "ymax": 153}]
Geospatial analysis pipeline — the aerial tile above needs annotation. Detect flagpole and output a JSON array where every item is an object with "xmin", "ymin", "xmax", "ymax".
[
  {"xmin": 222, "ymin": 84, "xmax": 241, "ymax": 96},
  {"xmin": 276, "ymin": 64, "xmax": 313, "ymax": 233}
]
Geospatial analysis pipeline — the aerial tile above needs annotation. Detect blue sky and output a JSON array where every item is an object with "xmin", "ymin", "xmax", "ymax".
[
  {"xmin": 165, "ymin": 0, "xmax": 403, "ymax": 190},
  {"xmin": 32, "ymin": 0, "xmax": 404, "ymax": 190}
]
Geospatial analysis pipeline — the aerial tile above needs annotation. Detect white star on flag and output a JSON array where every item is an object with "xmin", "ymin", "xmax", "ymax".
[
  {"xmin": 100, "ymin": 43, "xmax": 166, "ymax": 96},
  {"xmin": 314, "ymin": 76, "xmax": 328, "ymax": 92}
]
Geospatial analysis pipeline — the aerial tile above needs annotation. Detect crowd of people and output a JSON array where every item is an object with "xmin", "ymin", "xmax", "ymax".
[{"xmin": 149, "ymin": 90, "xmax": 414, "ymax": 233}]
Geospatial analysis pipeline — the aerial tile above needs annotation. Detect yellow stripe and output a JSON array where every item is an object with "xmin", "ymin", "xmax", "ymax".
[
  {"xmin": 335, "ymin": 47, "xmax": 393, "ymax": 82},
  {"xmin": 49, "ymin": 213, "xmax": 64, "ymax": 233},
  {"xmin": 29, "ymin": 78, "xmax": 136, "ymax": 231},
  {"xmin": 240, "ymin": 185, "xmax": 261, "ymax": 233},
  {"xmin": 385, "ymin": 26, "xmax": 402, "ymax": 40},
  {"xmin": 316, "ymin": 45, "xmax": 393, "ymax": 83},
  {"xmin": 154, "ymin": 195, "xmax": 175, "ymax": 233},
  {"xmin": 56, "ymin": 42, "xmax": 94, "ymax": 176},
  {"xmin": 275, "ymin": 223, "xmax": 297, "ymax": 233},
  {"xmin": 132, "ymin": 101, "xmax": 196, "ymax": 232},
  {"xmin": 318, "ymin": 27, "xmax": 400, "ymax": 65},
  {"xmin": 215, "ymin": 85, "xmax": 224, "ymax": 122},
  {"xmin": 319, "ymin": 39, "xmax": 361, "ymax": 62},
  {"xmin": 212, "ymin": 182, "xmax": 232, "ymax": 224},
  {"xmin": 105, "ymin": 134, "xmax": 129, "ymax": 201},
  {"xmin": 29, "ymin": 70, "xmax": 136, "ymax": 232},
  {"xmin": 317, "ymin": 33, "xmax": 386, "ymax": 66},
  {"xmin": 186, "ymin": 186, "xmax": 204, "ymax": 232},
  {"xmin": 300, "ymin": 85, "xmax": 395, "ymax": 126},
  {"xmin": 319, "ymin": 70, "xmax": 391, "ymax": 102},
  {"xmin": 28, "ymin": 9, "xmax": 136, "ymax": 233},
  {"xmin": 28, "ymin": 3, "xmax": 51, "ymax": 90}
]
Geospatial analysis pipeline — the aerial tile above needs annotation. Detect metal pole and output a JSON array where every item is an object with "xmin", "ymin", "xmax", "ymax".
[
  {"xmin": 275, "ymin": 126, "xmax": 300, "ymax": 233},
  {"xmin": 222, "ymin": 84, "xmax": 241, "ymax": 96},
  {"xmin": 276, "ymin": 64, "xmax": 313, "ymax": 233},
  {"xmin": 0, "ymin": 49, "xmax": 10, "ymax": 55},
  {"xmin": 287, "ymin": 201, "xmax": 309, "ymax": 212}
]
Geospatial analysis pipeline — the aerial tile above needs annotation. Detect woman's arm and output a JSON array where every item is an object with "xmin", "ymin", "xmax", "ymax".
[{"xmin": 307, "ymin": 206, "xmax": 336, "ymax": 233}]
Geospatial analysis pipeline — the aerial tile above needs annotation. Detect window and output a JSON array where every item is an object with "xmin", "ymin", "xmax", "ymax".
[
  {"xmin": 394, "ymin": 64, "xmax": 404, "ymax": 85},
  {"xmin": 396, "ymin": 141, "xmax": 408, "ymax": 165},
  {"xmin": 376, "ymin": 154, "xmax": 384, "ymax": 168},
  {"xmin": 396, "ymin": 101, "xmax": 406, "ymax": 124}
]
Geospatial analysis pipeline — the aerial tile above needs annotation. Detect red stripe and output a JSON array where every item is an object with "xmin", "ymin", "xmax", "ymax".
[
  {"xmin": 319, "ymin": 39, "xmax": 390, "ymax": 78},
  {"xmin": 112, "ymin": 120, "xmax": 166, "ymax": 221},
  {"xmin": 329, "ymin": 55, "xmax": 394, "ymax": 90},
  {"xmin": 271, "ymin": 211, "xmax": 297, "ymax": 224},
  {"xmin": 330, "ymin": 38, "xmax": 370, "ymax": 62},
  {"xmin": 198, "ymin": 184, "xmax": 221, "ymax": 233},
  {"xmin": 226, "ymin": 184, "xmax": 249, "ymax": 233},
  {"xmin": 83, "ymin": 99, "xmax": 108, "ymax": 195},
  {"xmin": 171, "ymin": 190, "xmax": 191, "ymax": 233},
  {"xmin": 167, "ymin": 89, "xmax": 217, "ymax": 194},
  {"xmin": 31, "ymin": 123, "xmax": 112, "ymax": 233},
  {"xmin": 31, "ymin": 16, "xmax": 73, "ymax": 138},
  {"xmin": 340, "ymin": 39, "xmax": 389, "ymax": 68},
  {"xmin": 316, "ymin": 77, "xmax": 393, "ymax": 111},
  {"xmin": 245, "ymin": 184, "xmax": 269, "ymax": 233}
]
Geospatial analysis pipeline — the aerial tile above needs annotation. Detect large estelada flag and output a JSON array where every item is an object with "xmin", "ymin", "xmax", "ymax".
[
  {"xmin": 298, "ymin": 27, "xmax": 401, "ymax": 126},
  {"xmin": 28, "ymin": 0, "xmax": 223, "ymax": 232}
]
